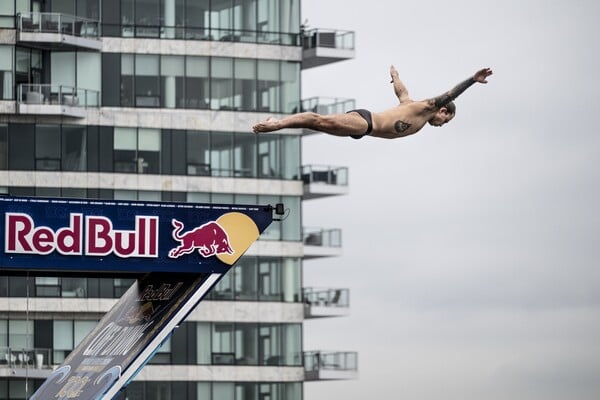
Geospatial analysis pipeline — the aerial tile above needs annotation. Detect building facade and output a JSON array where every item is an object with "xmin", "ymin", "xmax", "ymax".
[{"xmin": 0, "ymin": 0, "xmax": 356, "ymax": 398}]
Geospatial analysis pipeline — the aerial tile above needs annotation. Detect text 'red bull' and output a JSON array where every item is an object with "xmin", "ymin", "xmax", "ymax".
[{"xmin": 5, "ymin": 213, "xmax": 158, "ymax": 258}]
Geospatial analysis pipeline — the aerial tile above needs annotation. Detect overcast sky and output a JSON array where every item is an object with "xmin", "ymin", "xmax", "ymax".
[{"xmin": 298, "ymin": 1, "xmax": 600, "ymax": 399}]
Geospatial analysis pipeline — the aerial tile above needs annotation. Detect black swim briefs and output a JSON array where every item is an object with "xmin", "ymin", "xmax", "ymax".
[{"xmin": 347, "ymin": 109, "xmax": 373, "ymax": 139}]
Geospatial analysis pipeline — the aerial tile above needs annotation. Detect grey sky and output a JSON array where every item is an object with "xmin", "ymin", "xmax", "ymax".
[{"xmin": 299, "ymin": 1, "xmax": 600, "ymax": 399}]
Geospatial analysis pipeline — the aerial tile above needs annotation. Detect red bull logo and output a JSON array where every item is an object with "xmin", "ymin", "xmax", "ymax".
[{"xmin": 168, "ymin": 219, "xmax": 234, "ymax": 259}]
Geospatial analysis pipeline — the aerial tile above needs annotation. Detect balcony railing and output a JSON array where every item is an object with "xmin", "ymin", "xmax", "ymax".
[
  {"xmin": 303, "ymin": 227, "xmax": 342, "ymax": 248},
  {"xmin": 301, "ymin": 165, "xmax": 348, "ymax": 186},
  {"xmin": 302, "ymin": 28, "xmax": 355, "ymax": 51},
  {"xmin": 0, "ymin": 346, "xmax": 52, "ymax": 370},
  {"xmin": 301, "ymin": 97, "xmax": 356, "ymax": 115},
  {"xmin": 303, "ymin": 287, "xmax": 349, "ymax": 307},
  {"xmin": 304, "ymin": 351, "xmax": 358, "ymax": 381},
  {"xmin": 18, "ymin": 84, "xmax": 100, "ymax": 108},
  {"xmin": 17, "ymin": 12, "xmax": 100, "ymax": 38}
]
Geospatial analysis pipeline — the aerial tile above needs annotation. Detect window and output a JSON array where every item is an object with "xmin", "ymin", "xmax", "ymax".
[
  {"xmin": 211, "ymin": 270, "xmax": 233, "ymax": 300},
  {"xmin": 259, "ymin": 195, "xmax": 280, "ymax": 240},
  {"xmin": 257, "ymin": 60, "xmax": 279, "ymax": 112},
  {"xmin": 259, "ymin": 324, "xmax": 279, "ymax": 365},
  {"xmin": 77, "ymin": 52, "xmax": 101, "ymax": 106},
  {"xmin": 53, "ymin": 320, "xmax": 96, "ymax": 364},
  {"xmin": 135, "ymin": 0, "xmax": 160, "ymax": 37},
  {"xmin": 196, "ymin": 322, "xmax": 210, "ymax": 364},
  {"xmin": 281, "ymin": 195, "xmax": 301, "ymax": 241},
  {"xmin": 0, "ymin": 124, "xmax": 7, "ymax": 169},
  {"xmin": 234, "ymin": 58, "xmax": 256, "ymax": 111},
  {"xmin": 114, "ymin": 127, "xmax": 137, "ymax": 172},
  {"xmin": 62, "ymin": 277, "xmax": 87, "ymax": 297},
  {"xmin": 185, "ymin": 56, "xmax": 209, "ymax": 109},
  {"xmin": 281, "ymin": 258, "xmax": 301, "ymax": 303},
  {"xmin": 186, "ymin": 130, "xmax": 210, "ymax": 176},
  {"xmin": 281, "ymin": 324, "xmax": 301, "ymax": 366},
  {"xmin": 0, "ymin": 2, "xmax": 15, "ymax": 28},
  {"xmin": 135, "ymin": 54, "xmax": 160, "ymax": 107},
  {"xmin": 209, "ymin": 0, "xmax": 233, "ymax": 41},
  {"xmin": 35, "ymin": 277, "xmax": 60, "ymax": 297},
  {"xmin": 233, "ymin": 257, "xmax": 257, "ymax": 301},
  {"xmin": 184, "ymin": 0, "xmax": 210, "ymax": 39},
  {"xmin": 9, "ymin": 320, "xmax": 33, "ymax": 349},
  {"xmin": 121, "ymin": 54, "xmax": 134, "ymax": 106},
  {"xmin": 121, "ymin": 0, "xmax": 135, "ymax": 36},
  {"xmin": 51, "ymin": 52, "xmax": 76, "ymax": 90},
  {"xmin": 53, "ymin": 320, "xmax": 73, "ymax": 363},
  {"xmin": 35, "ymin": 125, "xmax": 61, "ymax": 170},
  {"xmin": 138, "ymin": 128, "xmax": 160, "ymax": 173},
  {"xmin": 212, "ymin": 323, "xmax": 234, "ymax": 364},
  {"xmin": 210, "ymin": 57, "xmax": 233, "ymax": 109},
  {"xmin": 258, "ymin": 135, "xmax": 279, "ymax": 178},
  {"xmin": 234, "ymin": 0, "xmax": 257, "ymax": 42},
  {"xmin": 281, "ymin": 61, "xmax": 300, "ymax": 113},
  {"xmin": 280, "ymin": 135, "xmax": 300, "ymax": 179},
  {"xmin": 233, "ymin": 133, "xmax": 256, "ymax": 178},
  {"xmin": 213, "ymin": 383, "xmax": 234, "ymax": 400},
  {"xmin": 235, "ymin": 323, "xmax": 258, "ymax": 365},
  {"xmin": 62, "ymin": 125, "xmax": 87, "ymax": 171},
  {"xmin": 211, "ymin": 132, "xmax": 233, "ymax": 177},
  {"xmin": 0, "ymin": 320, "xmax": 7, "ymax": 347},
  {"xmin": 258, "ymin": 259, "xmax": 281, "ymax": 301},
  {"xmin": 161, "ymin": 56, "xmax": 184, "ymax": 108},
  {"xmin": 114, "ymin": 128, "xmax": 160, "ymax": 174},
  {"xmin": 0, "ymin": 46, "xmax": 13, "ymax": 100}
]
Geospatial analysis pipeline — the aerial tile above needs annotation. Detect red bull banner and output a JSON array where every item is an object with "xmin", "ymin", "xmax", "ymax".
[
  {"xmin": 0, "ymin": 196, "xmax": 274, "ymax": 274},
  {"xmin": 31, "ymin": 272, "xmax": 221, "ymax": 400}
]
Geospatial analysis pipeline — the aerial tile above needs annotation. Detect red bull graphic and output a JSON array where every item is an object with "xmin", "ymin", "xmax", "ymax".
[
  {"xmin": 168, "ymin": 219, "xmax": 234, "ymax": 259},
  {"xmin": 0, "ymin": 196, "xmax": 273, "ymax": 274}
]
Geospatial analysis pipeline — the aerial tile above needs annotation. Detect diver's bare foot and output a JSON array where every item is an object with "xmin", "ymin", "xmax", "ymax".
[{"xmin": 252, "ymin": 117, "xmax": 280, "ymax": 133}]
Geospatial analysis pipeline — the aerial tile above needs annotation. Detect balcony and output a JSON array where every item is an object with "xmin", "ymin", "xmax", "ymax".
[
  {"xmin": 303, "ymin": 227, "xmax": 342, "ymax": 259},
  {"xmin": 17, "ymin": 84, "xmax": 99, "ymax": 118},
  {"xmin": 302, "ymin": 165, "xmax": 349, "ymax": 200},
  {"xmin": 304, "ymin": 351, "xmax": 358, "ymax": 381},
  {"xmin": 303, "ymin": 287, "xmax": 350, "ymax": 318},
  {"xmin": 17, "ymin": 12, "xmax": 102, "ymax": 51},
  {"xmin": 302, "ymin": 28, "xmax": 355, "ymax": 69},
  {"xmin": 0, "ymin": 347, "xmax": 53, "ymax": 379}
]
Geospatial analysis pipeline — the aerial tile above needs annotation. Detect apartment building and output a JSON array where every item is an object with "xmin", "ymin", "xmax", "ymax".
[{"xmin": 0, "ymin": 0, "xmax": 356, "ymax": 398}]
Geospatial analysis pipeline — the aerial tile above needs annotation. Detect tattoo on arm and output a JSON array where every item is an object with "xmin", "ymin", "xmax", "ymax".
[
  {"xmin": 394, "ymin": 120, "xmax": 412, "ymax": 133},
  {"xmin": 433, "ymin": 77, "xmax": 476, "ymax": 108}
]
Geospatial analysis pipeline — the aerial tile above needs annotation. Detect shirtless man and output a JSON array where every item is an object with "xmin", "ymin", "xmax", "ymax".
[{"xmin": 252, "ymin": 66, "xmax": 493, "ymax": 139}]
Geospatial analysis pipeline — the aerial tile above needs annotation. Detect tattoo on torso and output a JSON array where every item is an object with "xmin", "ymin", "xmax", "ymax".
[{"xmin": 394, "ymin": 120, "xmax": 412, "ymax": 133}]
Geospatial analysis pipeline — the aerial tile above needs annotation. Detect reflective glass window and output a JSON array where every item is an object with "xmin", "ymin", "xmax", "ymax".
[
  {"xmin": 121, "ymin": 54, "xmax": 134, "ymax": 106},
  {"xmin": 36, "ymin": 125, "xmax": 61, "ymax": 170},
  {"xmin": 135, "ymin": 54, "xmax": 160, "ymax": 107},
  {"xmin": 161, "ymin": 55, "xmax": 184, "ymax": 108},
  {"xmin": 185, "ymin": 56, "xmax": 209, "ymax": 109},
  {"xmin": 233, "ymin": 133, "xmax": 256, "ymax": 178},
  {"xmin": 186, "ymin": 130, "xmax": 210, "ymax": 176},
  {"xmin": 234, "ymin": 58, "xmax": 256, "ymax": 111},
  {"xmin": 0, "ymin": 46, "xmax": 13, "ymax": 100},
  {"xmin": 211, "ymin": 132, "xmax": 234, "ymax": 177},
  {"xmin": 114, "ymin": 127, "xmax": 137, "ymax": 172},
  {"xmin": 138, "ymin": 128, "xmax": 160, "ymax": 173},
  {"xmin": 210, "ymin": 57, "xmax": 233, "ymax": 109},
  {"xmin": 62, "ymin": 125, "xmax": 87, "ymax": 171},
  {"xmin": 257, "ymin": 60, "xmax": 279, "ymax": 112}
]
